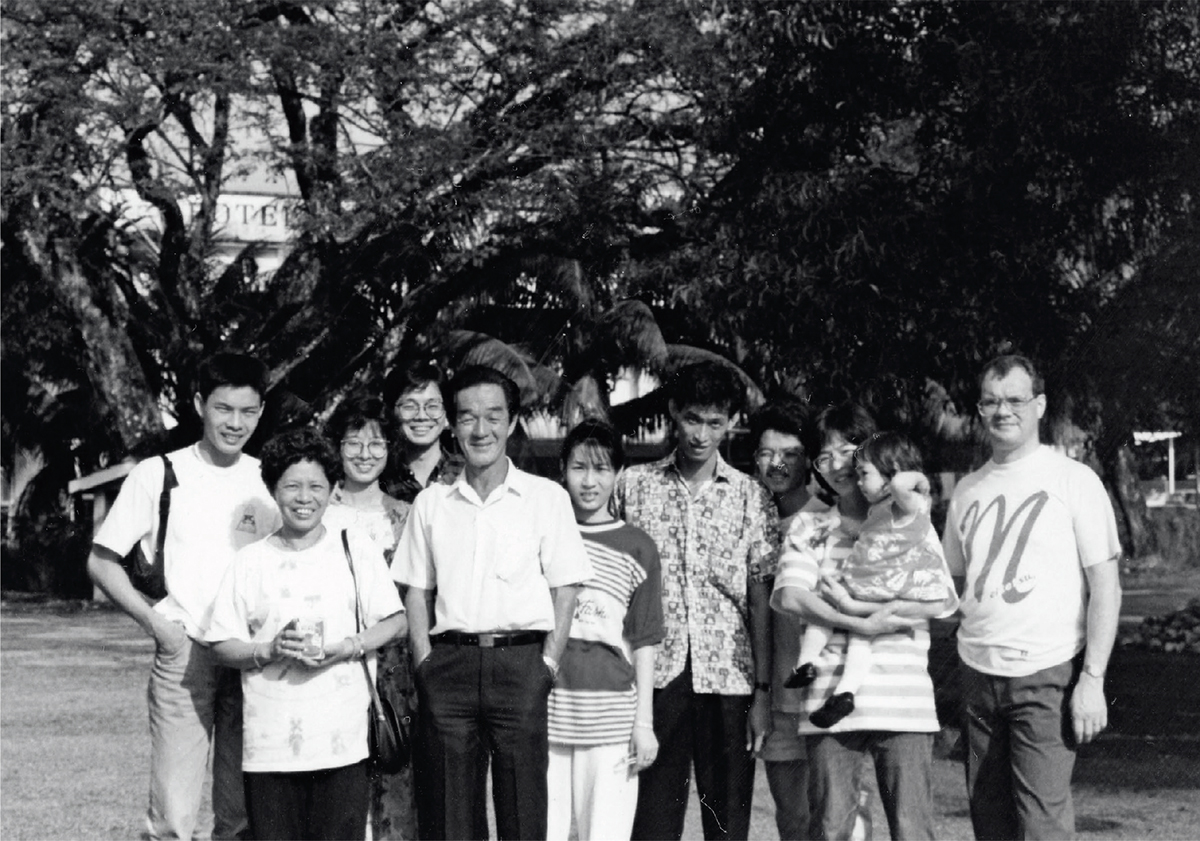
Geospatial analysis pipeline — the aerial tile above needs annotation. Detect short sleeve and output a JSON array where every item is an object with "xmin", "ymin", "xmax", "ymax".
[
  {"xmin": 1069, "ymin": 467, "xmax": 1123, "ymax": 569},
  {"xmin": 746, "ymin": 482, "xmax": 781, "ymax": 582},
  {"xmin": 206, "ymin": 555, "xmax": 252, "ymax": 644},
  {"xmin": 768, "ymin": 513, "xmax": 825, "ymax": 613},
  {"xmin": 623, "ymin": 530, "xmax": 664, "ymax": 649},
  {"xmin": 539, "ymin": 485, "xmax": 593, "ymax": 588},
  {"xmin": 93, "ymin": 457, "xmax": 164, "ymax": 557},
  {"xmin": 392, "ymin": 494, "xmax": 435, "ymax": 590}
]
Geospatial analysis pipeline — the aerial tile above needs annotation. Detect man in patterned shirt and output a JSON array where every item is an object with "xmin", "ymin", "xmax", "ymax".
[{"xmin": 616, "ymin": 361, "xmax": 779, "ymax": 841}]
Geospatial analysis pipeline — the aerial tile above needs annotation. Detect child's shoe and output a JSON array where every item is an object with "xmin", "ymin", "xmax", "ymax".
[
  {"xmin": 809, "ymin": 692, "xmax": 855, "ymax": 728},
  {"xmin": 783, "ymin": 662, "xmax": 818, "ymax": 688}
]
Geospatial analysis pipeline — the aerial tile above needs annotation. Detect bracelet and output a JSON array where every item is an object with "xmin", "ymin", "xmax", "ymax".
[
  {"xmin": 352, "ymin": 635, "xmax": 365, "ymax": 659},
  {"xmin": 251, "ymin": 645, "xmax": 266, "ymax": 670}
]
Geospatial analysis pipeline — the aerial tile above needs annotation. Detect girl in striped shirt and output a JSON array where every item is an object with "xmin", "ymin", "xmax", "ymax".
[{"xmin": 546, "ymin": 420, "xmax": 664, "ymax": 841}]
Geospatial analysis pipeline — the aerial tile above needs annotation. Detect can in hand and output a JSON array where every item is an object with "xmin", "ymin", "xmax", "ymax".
[{"xmin": 294, "ymin": 617, "xmax": 325, "ymax": 660}]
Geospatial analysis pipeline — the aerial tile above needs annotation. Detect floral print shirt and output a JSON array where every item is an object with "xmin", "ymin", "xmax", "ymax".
[
  {"xmin": 383, "ymin": 448, "xmax": 465, "ymax": 505},
  {"xmin": 615, "ymin": 453, "xmax": 779, "ymax": 694}
]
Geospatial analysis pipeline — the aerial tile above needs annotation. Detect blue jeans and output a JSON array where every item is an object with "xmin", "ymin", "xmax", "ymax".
[
  {"xmin": 962, "ymin": 659, "xmax": 1079, "ymax": 840},
  {"xmin": 147, "ymin": 635, "xmax": 245, "ymax": 840},
  {"xmin": 807, "ymin": 731, "xmax": 935, "ymax": 841}
]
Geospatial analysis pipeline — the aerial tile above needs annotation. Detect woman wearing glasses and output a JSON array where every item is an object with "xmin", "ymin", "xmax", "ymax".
[
  {"xmin": 382, "ymin": 362, "xmax": 463, "ymax": 504},
  {"xmin": 323, "ymin": 393, "xmax": 416, "ymax": 840},
  {"xmin": 770, "ymin": 403, "xmax": 957, "ymax": 841}
]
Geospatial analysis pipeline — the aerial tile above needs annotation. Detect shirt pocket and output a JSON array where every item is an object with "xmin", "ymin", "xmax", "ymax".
[{"xmin": 490, "ymin": 520, "xmax": 540, "ymax": 584}]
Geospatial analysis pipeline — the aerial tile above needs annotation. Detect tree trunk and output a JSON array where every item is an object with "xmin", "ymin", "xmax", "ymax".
[
  {"xmin": 1100, "ymin": 443, "xmax": 1159, "ymax": 561},
  {"xmin": 20, "ymin": 232, "xmax": 164, "ymax": 454}
]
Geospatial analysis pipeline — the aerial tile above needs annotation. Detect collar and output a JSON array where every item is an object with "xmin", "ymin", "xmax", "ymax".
[
  {"xmin": 452, "ymin": 457, "xmax": 529, "ymax": 505},
  {"xmin": 652, "ymin": 450, "xmax": 735, "ymax": 483}
]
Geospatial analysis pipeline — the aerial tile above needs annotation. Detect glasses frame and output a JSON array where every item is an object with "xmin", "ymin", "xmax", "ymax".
[
  {"xmin": 397, "ymin": 400, "xmax": 446, "ymax": 420},
  {"xmin": 340, "ymin": 439, "xmax": 389, "ymax": 459},
  {"xmin": 976, "ymin": 396, "xmax": 1037, "ymax": 416},
  {"xmin": 753, "ymin": 448, "xmax": 805, "ymax": 466},
  {"xmin": 813, "ymin": 445, "xmax": 859, "ymax": 472}
]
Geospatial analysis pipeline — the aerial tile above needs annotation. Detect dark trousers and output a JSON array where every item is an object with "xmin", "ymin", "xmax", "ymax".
[
  {"xmin": 631, "ymin": 663, "xmax": 755, "ymax": 841},
  {"xmin": 415, "ymin": 641, "xmax": 553, "ymax": 841},
  {"xmin": 962, "ymin": 659, "xmax": 1080, "ymax": 840},
  {"xmin": 243, "ymin": 760, "xmax": 369, "ymax": 840},
  {"xmin": 807, "ymin": 731, "xmax": 934, "ymax": 841}
]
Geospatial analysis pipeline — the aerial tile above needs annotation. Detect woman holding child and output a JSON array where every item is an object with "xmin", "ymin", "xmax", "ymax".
[{"xmin": 771, "ymin": 403, "xmax": 958, "ymax": 841}]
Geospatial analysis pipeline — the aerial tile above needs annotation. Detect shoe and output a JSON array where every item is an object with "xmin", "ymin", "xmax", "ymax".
[
  {"xmin": 783, "ymin": 662, "xmax": 818, "ymax": 689},
  {"xmin": 809, "ymin": 692, "xmax": 856, "ymax": 728}
]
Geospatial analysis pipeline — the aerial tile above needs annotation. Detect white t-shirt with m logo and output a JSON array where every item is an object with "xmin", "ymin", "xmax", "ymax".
[{"xmin": 944, "ymin": 445, "xmax": 1121, "ymax": 677}]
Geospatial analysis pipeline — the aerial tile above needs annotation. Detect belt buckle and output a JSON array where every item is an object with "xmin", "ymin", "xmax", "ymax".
[{"xmin": 479, "ymin": 633, "xmax": 496, "ymax": 648}]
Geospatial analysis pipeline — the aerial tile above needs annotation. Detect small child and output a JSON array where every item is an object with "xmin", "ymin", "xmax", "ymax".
[
  {"xmin": 785, "ymin": 431, "xmax": 948, "ymax": 728},
  {"xmin": 546, "ymin": 420, "xmax": 664, "ymax": 841}
]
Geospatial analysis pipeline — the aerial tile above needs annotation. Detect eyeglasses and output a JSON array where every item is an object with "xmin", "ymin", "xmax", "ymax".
[
  {"xmin": 341, "ymin": 440, "xmax": 388, "ymax": 458},
  {"xmin": 977, "ymin": 396, "xmax": 1037, "ymax": 416},
  {"xmin": 813, "ymin": 445, "xmax": 858, "ymax": 472},
  {"xmin": 397, "ymin": 400, "xmax": 445, "ymax": 420},
  {"xmin": 754, "ymin": 449, "xmax": 804, "ymax": 467}
]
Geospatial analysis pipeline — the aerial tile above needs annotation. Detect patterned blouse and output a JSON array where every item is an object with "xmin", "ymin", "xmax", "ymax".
[
  {"xmin": 615, "ymin": 453, "xmax": 779, "ymax": 695},
  {"xmin": 383, "ymin": 448, "xmax": 465, "ymax": 505}
]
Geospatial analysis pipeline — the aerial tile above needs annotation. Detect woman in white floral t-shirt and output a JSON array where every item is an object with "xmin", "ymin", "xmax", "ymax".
[{"xmin": 208, "ymin": 429, "xmax": 405, "ymax": 840}]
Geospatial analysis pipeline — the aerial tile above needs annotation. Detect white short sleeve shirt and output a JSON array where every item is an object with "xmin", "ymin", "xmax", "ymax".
[
  {"xmin": 93, "ymin": 445, "xmax": 280, "ymax": 637},
  {"xmin": 943, "ymin": 445, "xmax": 1122, "ymax": 676}
]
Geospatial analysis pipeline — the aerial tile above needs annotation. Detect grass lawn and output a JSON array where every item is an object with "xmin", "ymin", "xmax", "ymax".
[{"xmin": 3, "ymin": 601, "xmax": 1199, "ymax": 840}]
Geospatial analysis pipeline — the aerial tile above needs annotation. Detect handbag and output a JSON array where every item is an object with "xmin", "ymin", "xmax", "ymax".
[
  {"xmin": 341, "ymin": 529, "xmax": 412, "ymax": 773},
  {"xmin": 121, "ymin": 455, "xmax": 178, "ymax": 600}
]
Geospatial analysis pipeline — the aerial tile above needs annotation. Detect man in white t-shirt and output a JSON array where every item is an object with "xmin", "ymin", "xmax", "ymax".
[
  {"xmin": 943, "ymin": 354, "xmax": 1122, "ymax": 840},
  {"xmin": 88, "ymin": 353, "xmax": 280, "ymax": 840}
]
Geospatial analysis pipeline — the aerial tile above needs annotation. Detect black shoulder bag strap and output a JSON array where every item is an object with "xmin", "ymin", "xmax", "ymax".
[
  {"xmin": 153, "ymin": 455, "xmax": 179, "ymax": 569},
  {"xmin": 341, "ymin": 530, "xmax": 387, "ymax": 712}
]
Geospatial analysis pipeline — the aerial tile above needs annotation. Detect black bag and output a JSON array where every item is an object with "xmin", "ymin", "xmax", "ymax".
[
  {"xmin": 121, "ymin": 456, "xmax": 178, "ymax": 600},
  {"xmin": 341, "ymin": 529, "xmax": 412, "ymax": 772}
]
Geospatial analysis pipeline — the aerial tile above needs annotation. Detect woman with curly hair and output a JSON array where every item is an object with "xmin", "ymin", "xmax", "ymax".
[{"xmin": 207, "ymin": 429, "xmax": 405, "ymax": 840}]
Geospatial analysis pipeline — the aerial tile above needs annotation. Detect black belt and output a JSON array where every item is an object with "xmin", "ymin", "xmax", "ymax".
[{"xmin": 431, "ymin": 631, "xmax": 546, "ymax": 648}]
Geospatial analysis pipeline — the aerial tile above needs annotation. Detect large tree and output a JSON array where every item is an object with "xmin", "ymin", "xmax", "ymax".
[{"xmin": 2, "ymin": 0, "xmax": 711, "ymax": 463}]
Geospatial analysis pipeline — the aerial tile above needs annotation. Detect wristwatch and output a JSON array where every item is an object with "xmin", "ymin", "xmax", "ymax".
[
  {"xmin": 1082, "ymin": 663, "xmax": 1105, "ymax": 679},
  {"xmin": 754, "ymin": 681, "xmax": 771, "ymax": 693}
]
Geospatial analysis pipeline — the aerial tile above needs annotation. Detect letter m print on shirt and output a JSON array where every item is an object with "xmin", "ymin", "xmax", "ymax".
[{"xmin": 960, "ymin": 492, "xmax": 1049, "ymax": 605}]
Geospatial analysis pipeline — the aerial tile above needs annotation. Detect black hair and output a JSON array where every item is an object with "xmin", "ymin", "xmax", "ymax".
[
  {"xmin": 979, "ymin": 354, "xmax": 1045, "ymax": 396},
  {"xmin": 560, "ymin": 419, "xmax": 626, "ymax": 473},
  {"xmin": 325, "ymin": 391, "xmax": 400, "ymax": 453},
  {"xmin": 748, "ymin": 400, "xmax": 809, "ymax": 449},
  {"xmin": 802, "ymin": 402, "xmax": 877, "ymax": 459},
  {"xmin": 669, "ymin": 360, "xmax": 745, "ymax": 417},
  {"xmin": 259, "ymin": 428, "xmax": 343, "ymax": 494},
  {"xmin": 855, "ymin": 431, "xmax": 924, "ymax": 480},
  {"xmin": 445, "ymin": 365, "xmax": 521, "ymax": 424},
  {"xmin": 196, "ymin": 352, "xmax": 269, "ymax": 402},
  {"xmin": 383, "ymin": 360, "xmax": 444, "ymax": 408}
]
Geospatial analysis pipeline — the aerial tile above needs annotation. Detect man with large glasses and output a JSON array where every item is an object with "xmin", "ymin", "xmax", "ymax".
[
  {"xmin": 383, "ymin": 361, "xmax": 462, "ymax": 503},
  {"xmin": 943, "ymin": 354, "xmax": 1122, "ymax": 839}
]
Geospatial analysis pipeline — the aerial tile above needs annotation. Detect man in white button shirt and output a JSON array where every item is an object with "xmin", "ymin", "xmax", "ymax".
[{"xmin": 394, "ymin": 365, "xmax": 592, "ymax": 841}]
